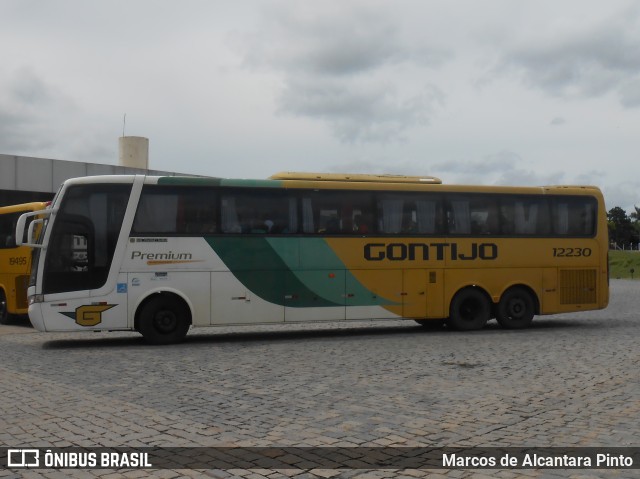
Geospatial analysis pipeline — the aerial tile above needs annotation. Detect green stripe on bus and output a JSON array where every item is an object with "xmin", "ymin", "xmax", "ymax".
[
  {"xmin": 267, "ymin": 238, "xmax": 395, "ymax": 307},
  {"xmin": 205, "ymin": 237, "xmax": 341, "ymax": 307},
  {"xmin": 157, "ymin": 177, "xmax": 224, "ymax": 186},
  {"xmin": 205, "ymin": 237, "xmax": 395, "ymax": 308}
]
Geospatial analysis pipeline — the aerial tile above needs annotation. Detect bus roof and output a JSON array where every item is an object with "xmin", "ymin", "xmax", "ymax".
[
  {"xmin": 59, "ymin": 174, "xmax": 603, "ymax": 197},
  {"xmin": 0, "ymin": 201, "xmax": 49, "ymax": 214},
  {"xmin": 270, "ymin": 172, "xmax": 443, "ymax": 184}
]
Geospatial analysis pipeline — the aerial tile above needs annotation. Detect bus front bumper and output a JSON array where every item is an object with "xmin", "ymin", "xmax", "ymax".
[{"xmin": 28, "ymin": 303, "xmax": 46, "ymax": 331}]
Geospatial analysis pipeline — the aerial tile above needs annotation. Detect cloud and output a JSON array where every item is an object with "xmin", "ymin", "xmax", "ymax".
[
  {"xmin": 242, "ymin": 2, "xmax": 447, "ymax": 75},
  {"xmin": 432, "ymin": 151, "xmax": 568, "ymax": 186},
  {"xmin": 237, "ymin": 2, "xmax": 449, "ymax": 143},
  {"xmin": 550, "ymin": 117, "xmax": 566, "ymax": 126},
  {"xmin": 279, "ymin": 80, "xmax": 444, "ymax": 142},
  {"xmin": 0, "ymin": 66, "xmax": 114, "ymax": 161},
  {"xmin": 497, "ymin": 5, "xmax": 640, "ymax": 106},
  {"xmin": 326, "ymin": 150, "xmax": 570, "ymax": 187},
  {"xmin": 603, "ymin": 181, "xmax": 640, "ymax": 213},
  {"xmin": 619, "ymin": 79, "xmax": 640, "ymax": 107},
  {"xmin": 0, "ymin": 67, "xmax": 63, "ymax": 152}
]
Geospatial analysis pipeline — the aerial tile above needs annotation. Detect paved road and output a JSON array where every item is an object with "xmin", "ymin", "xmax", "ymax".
[{"xmin": 1, "ymin": 281, "xmax": 638, "ymax": 478}]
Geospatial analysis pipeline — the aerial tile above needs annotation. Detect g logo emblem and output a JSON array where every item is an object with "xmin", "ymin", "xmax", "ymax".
[{"xmin": 61, "ymin": 304, "xmax": 116, "ymax": 326}]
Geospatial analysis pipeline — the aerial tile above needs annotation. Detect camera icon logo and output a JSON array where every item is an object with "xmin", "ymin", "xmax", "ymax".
[{"xmin": 7, "ymin": 449, "xmax": 40, "ymax": 467}]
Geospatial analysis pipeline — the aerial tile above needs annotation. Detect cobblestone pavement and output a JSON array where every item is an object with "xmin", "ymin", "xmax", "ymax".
[{"xmin": 1, "ymin": 280, "xmax": 638, "ymax": 479}]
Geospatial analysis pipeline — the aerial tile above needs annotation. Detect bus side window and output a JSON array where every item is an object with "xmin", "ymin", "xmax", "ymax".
[
  {"xmin": 0, "ymin": 211, "xmax": 28, "ymax": 249},
  {"xmin": 133, "ymin": 186, "xmax": 219, "ymax": 236},
  {"xmin": 378, "ymin": 196, "xmax": 403, "ymax": 234},
  {"xmin": 449, "ymin": 196, "xmax": 499, "ymax": 235},
  {"xmin": 508, "ymin": 198, "xmax": 549, "ymax": 235},
  {"xmin": 133, "ymin": 192, "xmax": 179, "ymax": 234},
  {"xmin": 471, "ymin": 199, "xmax": 499, "ymax": 235},
  {"xmin": 449, "ymin": 200, "xmax": 471, "ymax": 234},
  {"xmin": 553, "ymin": 198, "xmax": 595, "ymax": 236},
  {"xmin": 377, "ymin": 194, "xmax": 442, "ymax": 235},
  {"xmin": 222, "ymin": 189, "xmax": 298, "ymax": 235},
  {"xmin": 0, "ymin": 214, "xmax": 16, "ymax": 248},
  {"xmin": 302, "ymin": 198, "xmax": 315, "ymax": 233},
  {"xmin": 221, "ymin": 197, "xmax": 242, "ymax": 233}
]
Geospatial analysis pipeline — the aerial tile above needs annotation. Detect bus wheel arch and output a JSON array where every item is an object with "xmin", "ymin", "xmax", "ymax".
[
  {"xmin": 135, "ymin": 291, "xmax": 192, "ymax": 345},
  {"xmin": 448, "ymin": 286, "xmax": 491, "ymax": 331},
  {"xmin": 496, "ymin": 285, "xmax": 537, "ymax": 329}
]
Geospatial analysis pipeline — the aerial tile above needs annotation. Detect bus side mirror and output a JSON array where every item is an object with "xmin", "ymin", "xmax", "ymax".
[{"xmin": 16, "ymin": 209, "xmax": 53, "ymax": 248}]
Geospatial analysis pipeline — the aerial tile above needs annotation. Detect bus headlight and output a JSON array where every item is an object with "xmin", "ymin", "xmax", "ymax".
[{"xmin": 29, "ymin": 294, "xmax": 44, "ymax": 305}]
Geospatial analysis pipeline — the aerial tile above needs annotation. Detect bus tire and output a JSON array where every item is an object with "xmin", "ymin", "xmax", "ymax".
[
  {"xmin": 448, "ymin": 288, "xmax": 490, "ymax": 331},
  {"xmin": 496, "ymin": 287, "xmax": 535, "ymax": 329},
  {"xmin": 0, "ymin": 289, "xmax": 14, "ymax": 325},
  {"xmin": 137, "ymin": 294, "xmax": 191, "ymax": 345}
]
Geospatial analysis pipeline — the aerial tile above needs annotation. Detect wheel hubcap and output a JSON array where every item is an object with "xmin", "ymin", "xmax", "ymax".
[
  {"xmin": 154, "ymin": 310, "xmax": 177, "ymax": 333},
  {"xmin": 509, "ymin": 299, "xmax": 526, "ymax": 319},
  {"xmin": 461, "ymin": 299, "xmax": 480, "ymax": 321}
]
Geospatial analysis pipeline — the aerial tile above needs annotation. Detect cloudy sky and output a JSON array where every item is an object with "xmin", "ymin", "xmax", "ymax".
[{"xmin": 1, "ymin": 0, "xmax": 640, "ymax": 210}]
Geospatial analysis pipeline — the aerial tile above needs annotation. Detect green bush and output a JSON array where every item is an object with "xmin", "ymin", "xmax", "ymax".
[{"xmin": 608, "ymin": 250, "xmax": 640, "ymax": 279}]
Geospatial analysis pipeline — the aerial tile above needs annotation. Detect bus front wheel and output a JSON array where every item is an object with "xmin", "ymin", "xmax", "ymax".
[
  {"xmin": 496, "ymin": 287, "xmax": 535, "ymax": 329},
  {"xmin": 448, "ymin": 288, "xmax": 490, "ymax": 331},
  {"xmin": 0, "ymin": 290, "xmax": 14, "ymax": 325},
  {"xmin": 137, "ymin": 295, "xmax": 191, "ymax": 345}
]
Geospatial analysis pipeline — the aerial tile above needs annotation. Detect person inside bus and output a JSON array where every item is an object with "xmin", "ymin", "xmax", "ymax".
[
  {"xmin": 401, "ymin": 213, "xmax": 418, "ymax": 234},
  {"xmin": 352, "ymin": 214, "xmax": 371, "ymax": 234},
  {"xmin": 263, "ymin": 219, "xmax": 274, "ymax": 233},
  {"xmin": 319, "ymin": 216, "xmax": 340, "ymax": 234}
]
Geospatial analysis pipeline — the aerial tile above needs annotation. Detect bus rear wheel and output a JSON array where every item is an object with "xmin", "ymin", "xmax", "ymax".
[
  {"xmin": 137, "ymin": 295, "xmax": 191, "ymax": 345},
  {"xmin": 496, "ymin": 287, "xmax": 535, "ymax": 329},
  {"xmin": 448, "ymin": 288, "xmax": 490, "ymax": 331}
]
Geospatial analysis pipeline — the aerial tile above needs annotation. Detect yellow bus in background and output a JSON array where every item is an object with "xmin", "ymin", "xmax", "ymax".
[
  {"xmin": 0, "ymin": 202, "xmax": 48, "ymax": 324},
  {"xmin": 18, "ymin": 173, "xmax": 609, "ymax": 343}
]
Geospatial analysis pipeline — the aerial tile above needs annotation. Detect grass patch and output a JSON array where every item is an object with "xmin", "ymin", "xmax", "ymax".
[{"xmin": 609, "ymin": 250, "xmax": 640, "ymax": 279}]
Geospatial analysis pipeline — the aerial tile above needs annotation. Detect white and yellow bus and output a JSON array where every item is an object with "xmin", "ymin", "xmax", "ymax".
[
  {"xmin": 17, "ymin": 173, "xmax": 609, "ymax": 344},
  {"xmin": 1, "ymin": 201, "xmax": 48, "ymax": 324}
]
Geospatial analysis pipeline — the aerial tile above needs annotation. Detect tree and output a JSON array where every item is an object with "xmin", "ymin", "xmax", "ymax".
[
  {"xmin": 630, "ymin": 206, "xmax": 640, "ymax": 247},
  {"xmin": 607, "ymin": 206, "xmax": 634, "ymax": 247}
]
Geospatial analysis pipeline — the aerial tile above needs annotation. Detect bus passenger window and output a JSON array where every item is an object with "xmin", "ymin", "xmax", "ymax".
[
  {"xmin": 221, "ymin": 189, "xmax": 298, "ymax": 235},
  {"xmin": 449, "ymin": 196, "xmax": 499, "ymax": 235},
  {"xmin": 377, "ymin": 194, "xmax": 442, "ymax": 235},
  {"xmin": 553, "ymin": 198, "xmax": 596, "ymax": 236},
  {"xmin": 221, "ymin": 197, "xmax": 241, "ymax": 233},
  {"xmin": 449, "ymin": 201, "xmax": 471, "ymax": 234},
  {"xmin": 133, "ymin": 186, "xmax": 218, "ymax": 235},
  {"xmin": 0, "ymin": 213, "xmax": 18, "ymax": 248}
]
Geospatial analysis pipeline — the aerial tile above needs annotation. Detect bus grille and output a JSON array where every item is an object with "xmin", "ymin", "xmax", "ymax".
[
  {"xmin": 15, "ymin": 275, "xmax": 29, "ymax": 309},
  {"xmin": 560, "ymin": 269, "xmax": 597, "ymax": 304}
]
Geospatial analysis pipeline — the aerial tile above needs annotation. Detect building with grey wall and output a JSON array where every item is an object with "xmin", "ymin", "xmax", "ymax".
[{"xmin": 0, "ymin": 154, "xmax": 197, "ymax": 207}]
